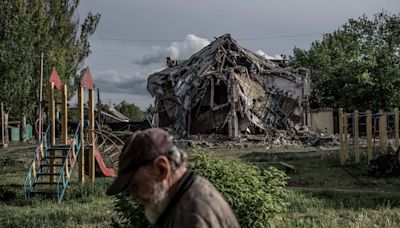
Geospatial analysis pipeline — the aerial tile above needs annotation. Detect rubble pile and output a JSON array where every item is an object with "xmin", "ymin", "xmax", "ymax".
[
  {"xmin": 147, "ymin": 34, "xmax": 310, "ymax": 140},
  {"xmin": 296, "ymin": 127, "xmax": 339, "ymax": 147},
  {"xmin": 175, "ymin": 133, "xmax": 303, "ymax": 150}
]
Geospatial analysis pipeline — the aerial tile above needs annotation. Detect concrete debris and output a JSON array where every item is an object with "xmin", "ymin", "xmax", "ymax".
[
  {"xmin": 148, "ymin": 34, "xmax": 310, "ymax": 140},
  {"xmin": 304, "ymin": 132, "xmax": 339, "ymax": 147},
  {"xmin": 174, "ymin": 133, "xmax": 303, "ymax": 150}
]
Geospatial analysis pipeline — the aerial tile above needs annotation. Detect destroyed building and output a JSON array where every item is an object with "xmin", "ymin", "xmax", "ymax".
[{"xmin": 147, "ymin": 34, "xmax": 310, "ymax": 139}]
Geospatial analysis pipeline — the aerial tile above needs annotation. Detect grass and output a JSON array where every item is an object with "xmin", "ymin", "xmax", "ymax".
[
  {"xmin": 206, "ymin": 147, "xmax": 400, "ymax": 227},
  {"xmin": 2, "ymin": 145, "xmax": 400, "ymax": 227},
  {"xmin": 0, "ymin": 146, "xmax": 118, "ymax": 227},
  {"xmin": 271, "ymin": 190, "xmax": 400, "ymax": 227},
  {"xmin": 240, "ymin": 150, "xmax": 400, "ymax": 192}
]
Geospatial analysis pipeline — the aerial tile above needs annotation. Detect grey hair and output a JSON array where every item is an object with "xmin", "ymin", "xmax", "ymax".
[{"xmin": 166, "ymin": 146, "xmax": 187, "ymax": 171}]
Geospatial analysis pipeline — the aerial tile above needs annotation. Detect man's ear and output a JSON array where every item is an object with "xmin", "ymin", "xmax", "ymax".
[{"xmin": 153, "ymin": 156, "xmax": 170, "ymax": 180}]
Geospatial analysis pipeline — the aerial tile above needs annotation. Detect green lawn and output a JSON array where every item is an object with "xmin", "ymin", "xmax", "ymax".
[
  {"xmin": 272, "ymin": 190, "xmax": 400, "ymax": 227},
  {"xmin": 208, "ymin": 147, "xmax": 400, "ymax": 227},
  {"xmin": 0, "ymin": 146, "xmax": 118, "ymax": 227},
  {"xmin": 1, "ymin": 146, "xmax": 400, "ymax": 227}
]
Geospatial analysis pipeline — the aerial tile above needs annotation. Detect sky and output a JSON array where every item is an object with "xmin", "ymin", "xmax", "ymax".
[{"xmin": 76, "ymin": 0, "xmax": 400, "ymax": 109}]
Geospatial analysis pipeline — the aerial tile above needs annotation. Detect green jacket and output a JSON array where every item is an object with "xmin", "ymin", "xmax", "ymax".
[{"xmin": 155, "ymin": 170, "xmax": 240, "ymax": 228}]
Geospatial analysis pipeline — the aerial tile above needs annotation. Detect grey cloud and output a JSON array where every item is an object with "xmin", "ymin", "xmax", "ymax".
[
  {"xmin": 255, "ymin": 50, "xmax": 283, "ymax": 60},
  {"xmin": 94, "ymin": 70, "xmax": 150, "ymax": 96},
  {"xmin": 78, "ymin": 0, "xmax": 400, "ymax": 106},
  {"xmin": 134, "ymin": 34, "xmax": 210, "ymax": 66},
  {"xmin": 134, "ymin": 47, "xmax": 171, "ymax": 65}
]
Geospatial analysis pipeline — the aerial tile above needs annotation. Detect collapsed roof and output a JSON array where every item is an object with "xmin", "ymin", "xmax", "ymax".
[{"xmin": 147, "ymin": 34, "xmax": 310, "ymax": 139}]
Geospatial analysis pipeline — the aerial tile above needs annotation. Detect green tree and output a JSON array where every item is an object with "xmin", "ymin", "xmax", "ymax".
[
  {"xmin": 115, "ymin": 101, "xmax": 145, "ymax": 122},
  {"xmin": 0, "ymin": 0, "xmax": 100, "ymax": 141},
  {"xmin": 291, "ymin": 11, "xmax": 400, "ymax": 111}
]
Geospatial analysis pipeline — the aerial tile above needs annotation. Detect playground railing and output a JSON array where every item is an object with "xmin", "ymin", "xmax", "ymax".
[
  {"xmin": 56, "ymin": 122, "xmax": 81, "ymax": 203},
  {"xmin": 24, "ymin": 125, "xmax": 51, "ymax": 201}
]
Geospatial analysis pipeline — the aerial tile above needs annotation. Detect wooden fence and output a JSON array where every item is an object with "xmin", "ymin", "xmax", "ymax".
[{"xmin": 338, "ymin": 108, "xmax": 399, "ymax": 165}]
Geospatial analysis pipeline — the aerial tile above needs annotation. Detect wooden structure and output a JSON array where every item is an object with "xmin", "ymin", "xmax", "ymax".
[
  {"xmin": 48, "ymin": 68, "xmax": 64, "ymax": 182},
  {"xmin": 339, "ymin": 108, "xmax": 400, "ymax": 165},
  {"xmin": 24, "ymin": 67, "xmax": 123, "ymax": 203},
  {"xmin": 47, "ymin": 67, "xmax": 96, "ymax": 183},
  {"xmin": 79, "ymin": 67, "xmax": 96, "ymax": 182}
]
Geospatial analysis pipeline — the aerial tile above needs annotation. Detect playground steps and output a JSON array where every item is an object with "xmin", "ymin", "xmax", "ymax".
[
  {"xmin": 26, "ymin": 142, "xmax": 80, "ymax": 202},
  {"xmin": 30, "ymin": 190, "xmax": 58, "ymax": 195},
  {"xmin": 31, "ymin": 145, "xmax": 69, "ymax": 195},
  {"xmin": 25, "ymin": 122, "xmax": 124, "ymax": 203}
]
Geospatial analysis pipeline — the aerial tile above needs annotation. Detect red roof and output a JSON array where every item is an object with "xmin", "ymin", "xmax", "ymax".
[
  {"xmin": 80, "ymin": 67, "xmax": 95, "ymax": 90},
  {"xmin": 48, "ymin": 67, "xmax": 63, "ymax": 90}
]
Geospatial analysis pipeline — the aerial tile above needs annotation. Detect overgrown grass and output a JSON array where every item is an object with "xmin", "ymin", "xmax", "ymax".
[
  {"xmin": 0, "ymin": 147, "xmax": 118, "ymax": 227},
  {"xmin": 208, "ymin": 147, "xmax": 400, "ymax": 226},
  {"xmin": 246, "ymin": 155, "xmax": 400, "ymax": 192},
  {"xmin": 272, "ymin": 190, "xmax": 400, "ymax": 227}
]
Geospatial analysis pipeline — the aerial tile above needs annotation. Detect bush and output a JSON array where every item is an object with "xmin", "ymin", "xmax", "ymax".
[{"xmin": 112, "ymin": 150, "xmax": 289, "ymax": 227}]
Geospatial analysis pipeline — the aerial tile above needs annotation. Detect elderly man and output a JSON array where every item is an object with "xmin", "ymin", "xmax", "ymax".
[{"xmin": 107, "ymin": 128, "xmax": 240, "ymax": 228}]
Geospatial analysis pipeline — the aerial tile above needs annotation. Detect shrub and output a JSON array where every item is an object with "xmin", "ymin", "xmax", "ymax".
[{"xmin": 112, "ymin": 150, "xmax": 289, "ymax": 227}]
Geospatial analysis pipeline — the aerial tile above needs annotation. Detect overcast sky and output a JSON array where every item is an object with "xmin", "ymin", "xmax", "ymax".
[{"xmin": 77, "ymin": 0, "xmax": 400, "ymax": 109}]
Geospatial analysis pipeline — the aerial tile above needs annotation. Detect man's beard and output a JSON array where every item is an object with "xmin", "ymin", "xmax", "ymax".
[{"xmin": 138, "ymin": 180, "xmax": 169, "ymax": 224}]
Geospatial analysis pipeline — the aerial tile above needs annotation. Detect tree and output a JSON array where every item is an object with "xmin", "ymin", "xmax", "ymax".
[
  {"xmin": 115, "ymin": 101, "xmax": 145, "ymax": 122},
  {"xmin": 0, "ymin": 0, "xmax": 100, "ymax": 142},
  {"xmin": 291, "ymin": 11, "xmax": 400, "ymax": 112}
]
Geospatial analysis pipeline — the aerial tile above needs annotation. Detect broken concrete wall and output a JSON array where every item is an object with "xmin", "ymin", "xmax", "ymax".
[
  {"xmin": 147, "ymin": 34, "xmax": 310, "ymax": 139},
  {"xmin": 310, "ymin": 109, "xmax": 334, "ymax": 134}
]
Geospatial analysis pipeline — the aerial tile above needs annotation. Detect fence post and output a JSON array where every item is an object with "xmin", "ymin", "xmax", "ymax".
[
  {"xmin": 354, "ymin": 110, "xmax": 360, "ymax": 163},
  {"xmin": 366, "ymin": 110, "xmax": 373, "ymax": 162}
]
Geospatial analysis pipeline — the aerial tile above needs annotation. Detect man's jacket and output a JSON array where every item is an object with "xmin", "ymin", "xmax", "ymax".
[{"xmin": 155, "ymin": 170, "xmax": 240, "ymax": 228}]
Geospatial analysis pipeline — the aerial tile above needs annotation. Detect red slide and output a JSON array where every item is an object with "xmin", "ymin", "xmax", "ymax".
[{"xmin": 94, "ymin": 145, "xmax": 116, "ymax": 177}]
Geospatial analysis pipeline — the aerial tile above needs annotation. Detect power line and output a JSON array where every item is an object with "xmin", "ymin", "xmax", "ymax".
[
  {"xmin": 91, "ymin": 37, "xmax": 177, "ymax": 42},
  {"xmin": 90, "ymin": 32, "xmax": 325, "ymax": 43},
  {"xmin": 237, "ymin": 33, "xmax": 324, "ymax": 40}
]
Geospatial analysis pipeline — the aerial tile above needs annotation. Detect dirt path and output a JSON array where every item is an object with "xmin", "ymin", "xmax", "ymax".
[
  {"xmin": 0, "ymin": 145, "xmax": 36, "ymax": 157},
  {"xmin": 289, "ymin": 186, "xmax": 396, "ymax": 194}
]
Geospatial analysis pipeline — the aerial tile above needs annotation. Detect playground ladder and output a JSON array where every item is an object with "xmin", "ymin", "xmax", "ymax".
[{"xmin": 24, "ymin": 123, "xmax": 81, "ymax": 203}]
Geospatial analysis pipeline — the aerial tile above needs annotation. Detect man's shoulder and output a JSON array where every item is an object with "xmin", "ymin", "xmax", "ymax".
[
  {"xmin": 175, "ymin": 173, "xmax": 240, "ymax": 227},
  {"xmin": 186, "ymin": 174, "xmax": 222, "ymax": 201}
]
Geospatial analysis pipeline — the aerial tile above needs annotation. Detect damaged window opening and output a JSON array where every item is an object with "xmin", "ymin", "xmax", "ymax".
[{"xmin": 214, "ymin": 83, "xmax": 228, "ymax": 106}]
